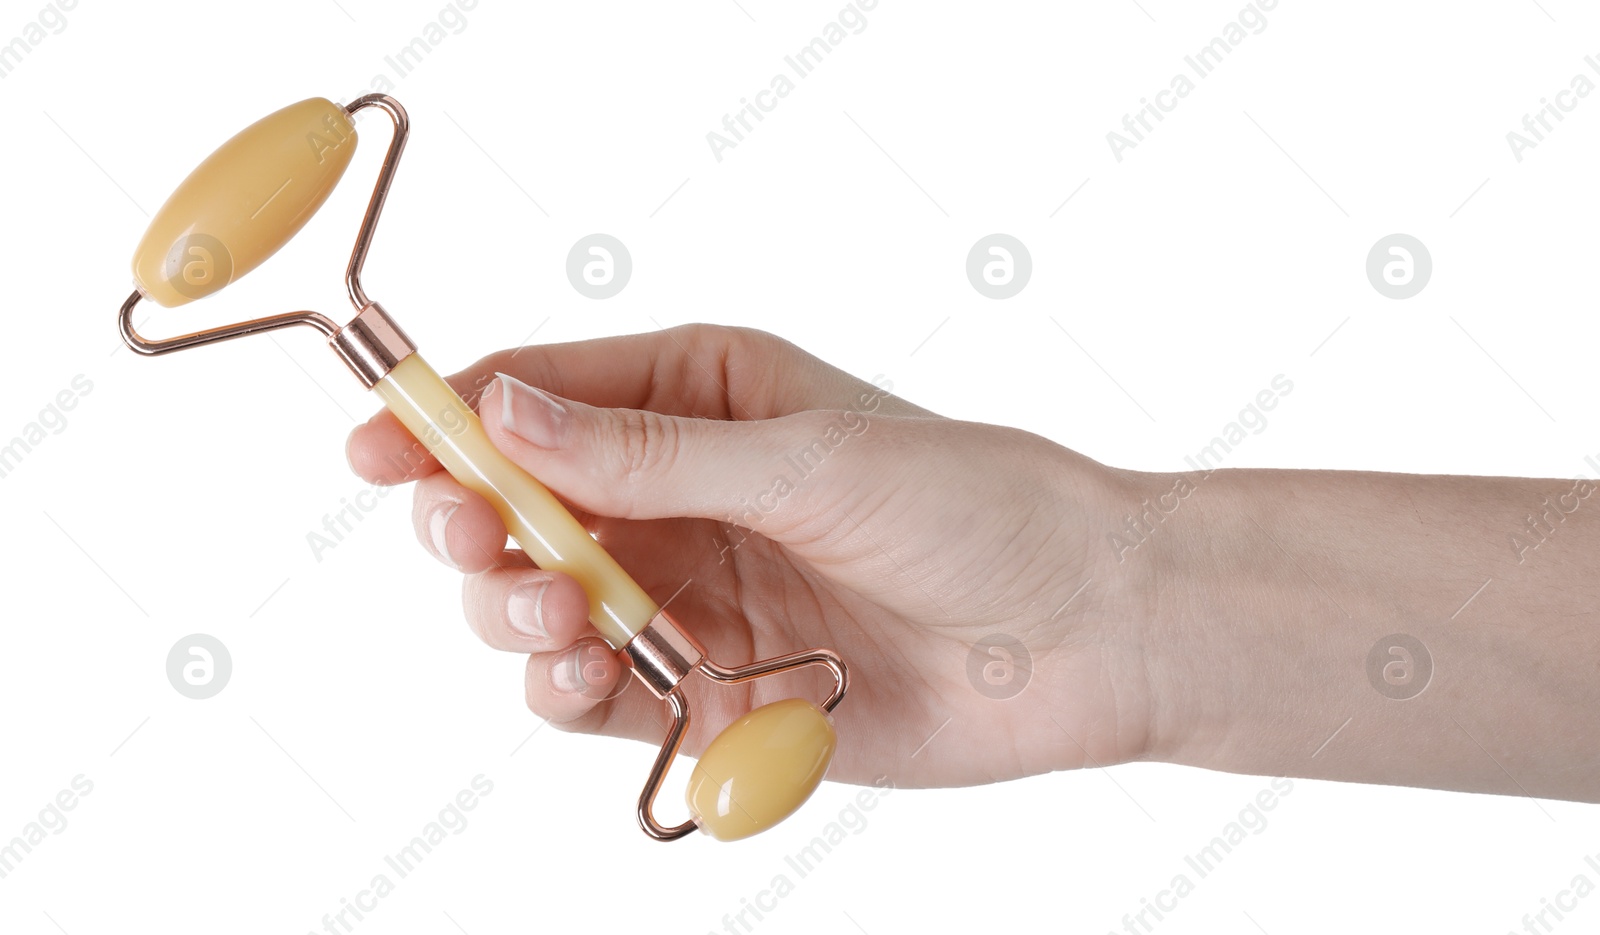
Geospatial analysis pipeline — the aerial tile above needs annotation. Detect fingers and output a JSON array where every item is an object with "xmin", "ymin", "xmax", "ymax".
[
  {"xmin": 524, "ymin": 638, "xmax": 628, "ymax": 726},
  {"xmin": 346, "ymin": 324, "xmax": 926, "ymax": 488},
  {"xmin": 346, "ymin": 405, "xmax": 443, "ymax": 486},
  {"xmin": 459, "ymin": 561, "xmax": 630, "ymax": 726},
  {"xmin": 460, "ymin": 565, "xmax": 652, "ymax": 735},
  {"xmin": 410, "ymin": 473, "xmax": 508, "ymax": 573},
  {"xmin": 478, "ymin": 371, "xmax": 869, "ymax": 531},
  {"xmin": 461, "ymin": 565, "xmax": 591, "ymax": 652}
]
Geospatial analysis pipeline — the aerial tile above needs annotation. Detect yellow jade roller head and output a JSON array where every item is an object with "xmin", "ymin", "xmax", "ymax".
[
  {"xmin": 114, "ymin": 94, "xmax": 848, "ymax": 842},
  {"xmin": 132, "ymin": 98, "xmax": 359, "ymax": 308}
]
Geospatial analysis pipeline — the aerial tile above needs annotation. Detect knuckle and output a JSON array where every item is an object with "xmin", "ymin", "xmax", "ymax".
[
  {"xmin": 608, "ymin": 407, "xmax": 682, "ymax": 484},
  {"xmin": 672, "ymin": 321, "xmax": 736, "ymax": 348},
  {"xmin": 723, "ymin": 325, "xmax": 785, "ymax": 365},
  {"xmin": 737, "ymin": 325, "xmax": 786, "ymax": 355},
  {"xmin": 679, "ymin": 323, "xmax": 784, "ymax": 365}
]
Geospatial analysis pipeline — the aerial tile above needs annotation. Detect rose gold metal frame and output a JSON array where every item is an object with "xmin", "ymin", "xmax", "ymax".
[
  {"xmin": 117, "ymin": 94, "xmax": 417, "ymax": 388},
  {"xmin": 621, "ymin": 610, "xmax": 848, "ymax": 841}
]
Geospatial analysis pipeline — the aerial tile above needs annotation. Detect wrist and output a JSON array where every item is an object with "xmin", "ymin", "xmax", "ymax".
[
  {"xmin": 1025, "ymin": 451, "xmax": 1177, "ymax": 771},
  {"xmin": 1090, "ymin": 465, "xmax": 1279, "ymax": 771}
]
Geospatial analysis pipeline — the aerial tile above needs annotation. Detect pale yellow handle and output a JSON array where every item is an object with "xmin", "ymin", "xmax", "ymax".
[
  {"xmin": 375, "ymin": 354, "xmax": 660, "ymax": 646},
  {"xmin": 131, "ymin": 98, "xmax": 359, "ymax": 308}
]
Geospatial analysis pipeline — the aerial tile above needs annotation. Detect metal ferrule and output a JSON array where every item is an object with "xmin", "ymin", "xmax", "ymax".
[
  {"xmin": 329, "ymin": 302, "xmax": 416, "ymax": 388},
  {"xmin": 620, "ymin": 610, "xmax": 706, "ymax": 699}
]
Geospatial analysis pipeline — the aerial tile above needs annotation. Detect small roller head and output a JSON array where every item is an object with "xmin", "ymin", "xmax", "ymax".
[
  {"xmin": 685, "ymin": 698, "xmax": 838, "ymax": 841},
  {"xmin": 132, "ymin": 97, "xmax": 359, "ymax": 308}
]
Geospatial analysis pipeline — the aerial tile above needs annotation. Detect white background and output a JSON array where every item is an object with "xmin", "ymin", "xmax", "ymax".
[{"xmin": 1, "ymin": 1, "xmax": 1597, "ymax": 933}]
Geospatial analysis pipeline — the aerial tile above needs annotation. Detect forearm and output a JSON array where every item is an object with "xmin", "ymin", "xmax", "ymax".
[{"xmin": 1117, "ymin": 466, "xmax": 1600, "ymax": 802}]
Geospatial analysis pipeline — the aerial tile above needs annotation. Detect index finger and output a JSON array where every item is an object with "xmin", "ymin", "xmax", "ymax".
[{"xmin": 346, "ymin": 323, "xmax": 922, "ymax": 486}]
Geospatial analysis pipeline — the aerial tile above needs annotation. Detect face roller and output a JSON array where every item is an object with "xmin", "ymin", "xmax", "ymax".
[{"xmin": 114, "ymin": 95, "xmax": 848, "ymax": 842}]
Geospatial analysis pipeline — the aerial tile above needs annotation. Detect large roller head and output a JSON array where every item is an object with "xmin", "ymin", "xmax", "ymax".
[{"xmin": 132, "ymin": 97, "xmax": 359, "ymax": 308}]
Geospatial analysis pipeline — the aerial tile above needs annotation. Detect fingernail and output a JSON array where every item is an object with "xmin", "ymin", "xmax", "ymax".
[
  {"xmin": 550, "ymin": 647, "xmax": 590, "ymax": 695},
  {"xmin": 495, "ymin": 372, "xmax": 568, "ymax": 448},
  {"xmin": 507, "ymin": 578, "xmax": 551, "ymax": 641},
  {"xmin": 426, "ymin": 499, "xmax": 463, "ymax": 570}
]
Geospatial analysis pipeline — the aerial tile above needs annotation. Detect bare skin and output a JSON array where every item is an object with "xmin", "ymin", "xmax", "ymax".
[{"xmin": 344, "ymin": 324, "xmax": 1600, "ymax": 803}]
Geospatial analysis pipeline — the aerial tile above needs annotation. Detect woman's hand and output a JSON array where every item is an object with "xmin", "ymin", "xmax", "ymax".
[
  {"xmin": 345, "ymin": 325, "xmax": 1148, "ymax": 788},
  {"xmin": 348, "ymin": 323, "xmax": 1600, "ymax": 803}
]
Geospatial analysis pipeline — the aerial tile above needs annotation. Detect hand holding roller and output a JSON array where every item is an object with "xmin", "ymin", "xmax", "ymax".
[{"xmin": 115, "ymin": 95, "xmax": 848, "ymax": 842}]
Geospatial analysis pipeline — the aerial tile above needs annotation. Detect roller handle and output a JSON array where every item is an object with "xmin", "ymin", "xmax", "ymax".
[{"xmin": 373, "ymin": 354, "xmax": 660, "ymax": 648}]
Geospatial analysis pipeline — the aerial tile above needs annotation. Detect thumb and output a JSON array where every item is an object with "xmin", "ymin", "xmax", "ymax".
[{"xmin": 478, "ymin": 371, "xmax": 853, "ymax": 532}]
